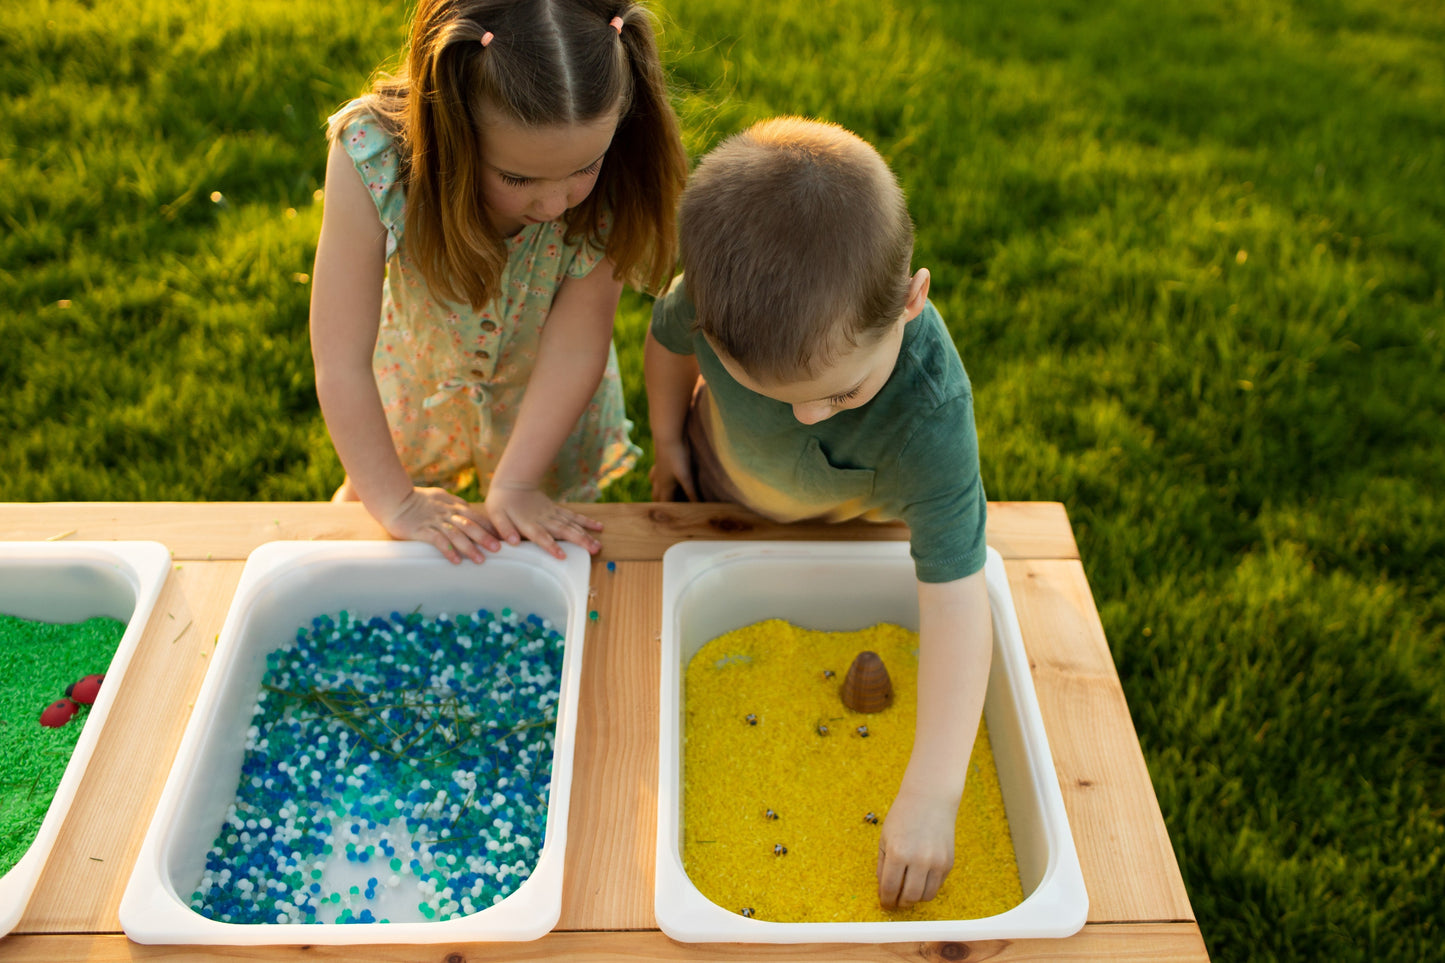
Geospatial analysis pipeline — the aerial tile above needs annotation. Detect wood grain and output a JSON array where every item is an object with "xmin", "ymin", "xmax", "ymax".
[
  {"xmin": 1004, "ymin": 560, "xmax": 1194, "ymax": 924},
  {"xmin": 17, "ymin": 563, "xmax": 245, "ymax": 933},
  {"xmin": 0, "ymin": 923, "xmax": 1209, "ymax": 961},
  {"xmin": 558, "ymin": 561, "xmax": 662, "ymax": 931},
  {"xmin": 0, "ymin": 502, "xmax": 1077, "ymax": 562}
]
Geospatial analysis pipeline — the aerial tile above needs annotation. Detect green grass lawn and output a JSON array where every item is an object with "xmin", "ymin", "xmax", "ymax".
[{"xmin": 3, "ymin": 0, "xmax": 1442, "ymax": 958}]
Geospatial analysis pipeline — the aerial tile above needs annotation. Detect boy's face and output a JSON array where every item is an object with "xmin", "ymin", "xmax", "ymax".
[{"xmin": 711, "ymin": 316, "xmax": 909, "ymax": 426}]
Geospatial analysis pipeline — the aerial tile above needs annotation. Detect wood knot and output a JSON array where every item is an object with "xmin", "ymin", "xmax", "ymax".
[
  {"xmin": 444, "ymin": 954, "xmax": 467, "ymax": 963},
  {"xmin": 646, "ymin": 507, "xmax": 675, "ymax": 524},
  {"xmin": 937, "ymin": 943, "xmax": 970, "ymax": 960},
  {"xmin": 707, "ymin": 514, "xmax": 754, "ymax": 533},
  {"xmin": 840, "ymin": 650, "xmax": 893, "ymax": 713}
]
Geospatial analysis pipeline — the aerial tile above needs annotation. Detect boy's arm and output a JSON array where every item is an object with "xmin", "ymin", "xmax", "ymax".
[
  {"xmin": 877, "ymin": 569, "xmax": 992, "ymax": 909},
  {"xmin": 644, "ymin": 328, "xmax": 700, "ymax": 501}
]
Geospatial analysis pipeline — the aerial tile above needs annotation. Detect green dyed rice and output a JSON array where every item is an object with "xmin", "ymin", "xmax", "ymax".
[
  {"xmin": 0, "ymin": 613, "xmax": 125, "ymax": 876},
  {"xmin": 684, "ymin": 620, "xmax": 1023, "ymax": 922}
]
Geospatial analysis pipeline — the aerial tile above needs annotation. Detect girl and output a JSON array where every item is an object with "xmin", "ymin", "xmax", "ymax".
[{"xmin": 310, "ymin": 0, "xmax": 687, "ymax": 563}]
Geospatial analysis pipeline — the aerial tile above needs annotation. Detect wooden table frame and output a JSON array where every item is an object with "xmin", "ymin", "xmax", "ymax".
[{"xmin": 0, "ymin": 502, "xmax": 1209, "ymax": 961}]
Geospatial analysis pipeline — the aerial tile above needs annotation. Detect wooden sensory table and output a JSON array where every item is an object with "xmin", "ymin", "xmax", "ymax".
[{"xmin": 0, "ymin": 501, "xmax": 1209, "ymax": 962}]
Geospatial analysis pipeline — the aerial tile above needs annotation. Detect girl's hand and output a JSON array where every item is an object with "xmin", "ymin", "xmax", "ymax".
[
  {"xmin": 384, "ymin": 487, "xmax": 502, "ymax": 564},
  {"xmin": 875, "ymin": 786, "xmax": 958, "ymax": 909},
  {"xmin": 484, "ymin": 481, "xmax": 603, "ymax": 559},
  {"xmin": 649, "ymin": 438, "xmax": 697, "ymax": 502}
]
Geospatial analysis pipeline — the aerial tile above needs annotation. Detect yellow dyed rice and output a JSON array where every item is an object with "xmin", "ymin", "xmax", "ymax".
[{"xmin": 683, "ymin": 620, "xmax": 1023, "ymax": 922}]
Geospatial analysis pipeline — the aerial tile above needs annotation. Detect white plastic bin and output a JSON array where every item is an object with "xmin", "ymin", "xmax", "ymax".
[
  {"xmin": 0, "ymin": 541, "xmax": 171, "ymax": 939},
  {"xmin": 656, "ymin": 542, "xmax": 1088, "ymax": 942},
  {"xmin": 120, "ymin": 540, "xmax": 589, "ymax": 944}
]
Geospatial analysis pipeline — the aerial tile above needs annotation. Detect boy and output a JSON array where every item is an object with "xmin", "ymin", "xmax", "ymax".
[{"xmin": 645, "ymin": 117, "xmax": 993, "ymax": 910}]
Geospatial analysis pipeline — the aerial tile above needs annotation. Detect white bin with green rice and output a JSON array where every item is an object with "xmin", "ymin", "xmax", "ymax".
[
  {"xmin": 1, "ymin": 541, "xmax": 171, "ymax": 939},
  {"xmin": 121, "ymin": 540, "xmax": 588, "ymax": 944}
]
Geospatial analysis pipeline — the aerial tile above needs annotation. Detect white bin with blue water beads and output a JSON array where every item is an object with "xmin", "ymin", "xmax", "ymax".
[{"xmin": 120, "ymin": 541, "xmax": 590, "ymax": 945}]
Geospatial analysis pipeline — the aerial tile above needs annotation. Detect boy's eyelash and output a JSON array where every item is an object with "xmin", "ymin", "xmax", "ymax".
[
  {"xmin": 828, "ymin": 386, "xmax": 862, "ymax": 405},
  {"xmin": 499, "ymin": 160, "xmax": 603, "ymax": 188}
]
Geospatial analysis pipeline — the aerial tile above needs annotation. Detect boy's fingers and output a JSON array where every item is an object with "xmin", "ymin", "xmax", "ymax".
[
  {"xmin": 921, "ymin": 867, "xmax": 944, "ymax": 903},
  {"xmin": 876, "ymin": 852, "xmax": 905, "ymax": 909}
]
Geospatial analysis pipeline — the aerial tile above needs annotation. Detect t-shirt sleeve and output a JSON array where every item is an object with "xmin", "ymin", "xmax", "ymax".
[
  {"xmin": 564, "ymin": 210, "xmax": 612, "ymax": 279},
  {"xmin": 648, "ymin": 277, "xmax": 697, "ymax": 356},
  {"xmin": 330, "ymin": 104, "xmax": 406, "ymax": 259},
  {"xmin": 894, "ymin": 395, "xmax": 988, "ymax": 583}
]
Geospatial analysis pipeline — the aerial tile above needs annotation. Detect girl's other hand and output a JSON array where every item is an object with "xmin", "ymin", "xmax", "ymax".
[
  {"xmin": 649, "ymin": 438, "xmax": 697, "ymax": 502},
  {"xmin": 484, "ymin": 482, "xmax": 603, "ymax": 559},
  {"xmin": 384, "ymin": 487, "xmax": 502, "ymax": 564}
]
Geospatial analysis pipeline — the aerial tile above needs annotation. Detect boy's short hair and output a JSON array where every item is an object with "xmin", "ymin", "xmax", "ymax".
[{"xmin": 679, "ymin": 116, "xmax": 914, "ymax": 383}]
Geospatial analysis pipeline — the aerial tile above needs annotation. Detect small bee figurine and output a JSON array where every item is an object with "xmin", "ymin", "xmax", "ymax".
[
  {"xmin": 864, "ymin": 811, "xmax": 879, "ymax": 824},
  {"xmin": 773, "ymin": 843, "xmax": 788, "ymax": 856},
  {"xmin": 765, "ymin": 808, "xmax": 779, "ymax": 820},
  {"xmin": 816, "ymin": 723, "xmax": 830, "ymax": 736},
  {"xmin": 745, "ymin": 713, "xmax": 758, "ymax": 725},
  {"xmin": 856, "ymin": 724, "xmax": 870, "ymax": 738},
  {"xmin": 741, "ymin": 907, "xmax": 755, "ymax": 918},
  {"xmin": 822, "ymin": 669, "xmax": 836, "ymax": 680}
]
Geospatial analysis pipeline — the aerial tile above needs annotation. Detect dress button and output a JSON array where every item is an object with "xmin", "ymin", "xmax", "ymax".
[
  {"xmin": 470, "ymin": 369, "xmax": 485, "ymax": 378},
  {"xmin": 481, "ymin": 320, "xmax": 497, "ymax": 332},
  {"xmin": 474, "ymin": 350, "xmax": 490, "ymax": 359}
]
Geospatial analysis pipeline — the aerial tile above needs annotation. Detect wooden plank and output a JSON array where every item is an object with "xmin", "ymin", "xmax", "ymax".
[
  {"xmin": 1003, "ymin": 560, "xmax": 1194, "ymax": 925},
  {"xmin": 16, "ymin": 563, "xmax": 245, "ymax": 934},
  {"xmin": 0, "ymin": 502, "xmax": 1077, "ymax": 563},
  {"xmin": 0, "ymin": 923, "xmax": 1210, "ymax": 961},
  {"xmin": 558, "ymin": 561, "xmax": 662, "ymax": 930}
]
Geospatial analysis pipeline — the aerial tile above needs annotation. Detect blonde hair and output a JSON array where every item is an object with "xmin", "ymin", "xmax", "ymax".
[
  {"xmin": 330, "ymin": 0, "xmax": 687, "ymax": 309},
  {"xmin": 679, "ymin": 117, "xmax": 914, "ymax": 382}
]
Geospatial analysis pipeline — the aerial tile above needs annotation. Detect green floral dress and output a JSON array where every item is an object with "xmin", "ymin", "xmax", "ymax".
[{"xmin": 332, "ymin": 106, "xmax": 640, "ymax": 500}]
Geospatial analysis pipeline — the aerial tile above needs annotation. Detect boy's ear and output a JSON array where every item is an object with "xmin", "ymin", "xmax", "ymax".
[
  {"xmin": 903, "ymin": 268, "xmax": 931, "ymax": 322},
  {"xmin": 895, "ymin": 266, "xmax": 930, "ymax": 322}
]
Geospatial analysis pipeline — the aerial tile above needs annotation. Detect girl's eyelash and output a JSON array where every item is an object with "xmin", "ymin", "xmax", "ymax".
[
  {"xmin": 828, "ymin": 386, "xmax": 862, "ymax": 405},
  {"xmin": 499, "ymin": 160, "xmax": 602, "ymax": 188}
]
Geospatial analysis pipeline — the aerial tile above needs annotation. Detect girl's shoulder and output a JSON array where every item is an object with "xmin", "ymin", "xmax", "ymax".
[
  {"xmin": 328, "ymin": 98, "xmax": 400, "ymax": 169},
  {"xmin": 327, "ymin": 98, "xmax": 406, "ymax": 250}
]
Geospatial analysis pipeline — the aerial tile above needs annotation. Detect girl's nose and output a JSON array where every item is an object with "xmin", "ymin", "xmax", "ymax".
[{"xmin": 533, "ymin": 186, "xmax": 570, "ymax": 222}]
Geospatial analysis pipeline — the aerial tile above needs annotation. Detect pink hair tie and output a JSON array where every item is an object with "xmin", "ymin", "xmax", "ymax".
[
  {"xmin": 609, "ymin": 16, "xmax": 623, "ymax": 33},
  {"xmin": 479, "ymin": 30, "xmax": 494, "ymax": 47}
]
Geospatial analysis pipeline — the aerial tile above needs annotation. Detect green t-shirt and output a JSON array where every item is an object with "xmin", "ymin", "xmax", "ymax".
[{"xmin": 651, "ymin": 280, "xmax": 987, "ymax": 583}]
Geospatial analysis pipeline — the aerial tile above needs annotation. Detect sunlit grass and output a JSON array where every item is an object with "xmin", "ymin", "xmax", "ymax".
[{"xmin": 3, "ymin": 1, "xmax": 1443, "ymax": 959}]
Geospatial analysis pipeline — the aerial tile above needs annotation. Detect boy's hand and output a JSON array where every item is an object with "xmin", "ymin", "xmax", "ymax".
[
  {"xmin": 383, "ymin": 487, "xmax": 502, "ymax": 564},
  {"xmin": 649, "ymin": 438, "xmax": 697, "ymax": 502},
  {"xmin": 484, "ymin": 481, "xmax": 603, "ymax": 559},
  {"xmin": 876, "ymin": 785, "xmax": 958, "ymax": 909}
]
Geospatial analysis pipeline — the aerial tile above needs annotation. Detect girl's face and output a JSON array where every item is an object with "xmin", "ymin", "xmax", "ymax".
[{"xmin": 477, "ymin": 104, "xmax": 621, "ymax": 236}]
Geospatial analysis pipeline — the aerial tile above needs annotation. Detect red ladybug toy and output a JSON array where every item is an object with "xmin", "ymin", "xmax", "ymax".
[
  {"xmin": 40, "ymin": 698, "xmax": 80, "ymax": 728},
  {"xmin": 65, "ymin": 673, "xmax": 105, "ymax": 706}
]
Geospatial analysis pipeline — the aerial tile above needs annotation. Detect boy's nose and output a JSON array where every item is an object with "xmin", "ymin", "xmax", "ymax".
[{"xmin": 791, "ymin": 403, "xmax": 832, "ymax": 425}]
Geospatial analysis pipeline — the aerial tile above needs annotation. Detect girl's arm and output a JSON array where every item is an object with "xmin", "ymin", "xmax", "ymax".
[
  {"xmin": 310, "ymin": 138, "xmax": 500, "ymax": 563},
  {"xmin": 643, "ymin": 329, "xmax": 700, "ymax": 501},
  {"xmin": 876, "ymin": 569, "xmax": 992, "ymax": 908},
  {"xmin": 483, "ymin": 258, "xmax": 625, "ymax": 558}
]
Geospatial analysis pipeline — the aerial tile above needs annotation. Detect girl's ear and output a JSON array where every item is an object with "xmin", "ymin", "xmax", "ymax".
[{"xmin": 902, "ymin": 268, "xmax": 931, "ymax": 323}]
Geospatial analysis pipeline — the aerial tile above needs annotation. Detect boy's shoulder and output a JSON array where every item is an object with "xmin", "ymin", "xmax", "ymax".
[{"xmin": 888, "ymin": 301, "xmax": 971, "ymax": 414}]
